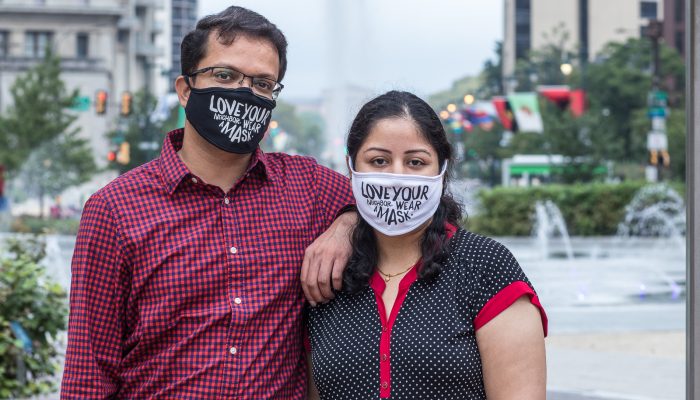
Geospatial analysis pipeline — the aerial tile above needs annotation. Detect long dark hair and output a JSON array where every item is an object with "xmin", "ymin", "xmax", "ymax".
[{"xmin": 344, "ymin": 90, "xmax": 463, "ymax": 294}]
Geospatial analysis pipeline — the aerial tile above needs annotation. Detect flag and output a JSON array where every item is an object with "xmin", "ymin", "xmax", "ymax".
[{"xmin": 507, "ymin": 92, "xmax": 543, "ymax": 133}]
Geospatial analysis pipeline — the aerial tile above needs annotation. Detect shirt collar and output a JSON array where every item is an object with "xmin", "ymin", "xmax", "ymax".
[{"xmin": 159, "ymin": 129, "xmax": 278, "ymax": 196}]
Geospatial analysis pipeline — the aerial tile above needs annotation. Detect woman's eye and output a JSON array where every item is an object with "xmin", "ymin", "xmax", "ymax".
[
  {"xmin": 371, "ymin": 159, "xmax": 388, "ymax": 166},
  {"xmin": 408, "ymin": 159, "xmax": 425, "ymax": 166}
]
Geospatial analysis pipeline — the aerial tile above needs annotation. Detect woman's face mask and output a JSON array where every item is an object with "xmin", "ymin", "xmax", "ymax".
[{"xmin": 350, "ymin": 159, "xmax": 447, "ymax": 236}]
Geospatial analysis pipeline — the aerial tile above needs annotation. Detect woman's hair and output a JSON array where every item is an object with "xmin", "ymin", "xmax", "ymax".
[{"xmin": 344, "ymin": 90, "xmax": 463, "ymax": 294}]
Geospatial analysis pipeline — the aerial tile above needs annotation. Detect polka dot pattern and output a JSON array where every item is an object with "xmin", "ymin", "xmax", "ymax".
[{"xmin": 308, "ymin": 228, "xmax": 539, "ymax": 399}]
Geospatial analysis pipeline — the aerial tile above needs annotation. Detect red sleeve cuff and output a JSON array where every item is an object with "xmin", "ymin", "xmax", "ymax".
[{"xmin": 474, "ymin": 281, "xmax": 548, "ymax": 337}]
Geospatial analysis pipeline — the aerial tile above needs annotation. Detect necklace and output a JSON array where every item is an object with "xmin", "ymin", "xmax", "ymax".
[{"xmin": 377, "ymin": 259, "xmax": 419, "ymax": 283}]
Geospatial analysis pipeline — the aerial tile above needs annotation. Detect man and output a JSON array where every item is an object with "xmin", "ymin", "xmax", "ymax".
[{"xmin": 61, "ymin": 6, "xmax": 354, "ymax": 399}]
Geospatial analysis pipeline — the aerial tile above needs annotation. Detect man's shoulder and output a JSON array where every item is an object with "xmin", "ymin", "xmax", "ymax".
[
  {"xmin": 264, "ymin": 152, "xmax": 345, "ymax": 177},
  {"xmin": 91, "ymin": 160, "xmax": 161, "ymax": 205}
]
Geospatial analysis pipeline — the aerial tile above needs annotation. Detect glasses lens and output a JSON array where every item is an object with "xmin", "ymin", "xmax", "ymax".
[{"xmin": 209, "ymin": 67, "xmax": 244, "ymax": 87}]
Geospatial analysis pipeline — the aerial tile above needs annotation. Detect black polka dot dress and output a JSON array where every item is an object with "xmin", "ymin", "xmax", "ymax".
[{"xmin": 307, "ymin": 225, "xmax": 548, "ymax": 399}]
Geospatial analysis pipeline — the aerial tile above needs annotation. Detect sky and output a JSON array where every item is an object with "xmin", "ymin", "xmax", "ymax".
[{"xmin": 199, "ymin": 1, "xmax": 503, "ymax": 100}]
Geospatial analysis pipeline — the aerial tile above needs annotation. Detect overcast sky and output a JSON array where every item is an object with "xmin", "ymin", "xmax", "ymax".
[{"xmin": 199, "ymin": 1, "xmax": 503, "ymax": 100}]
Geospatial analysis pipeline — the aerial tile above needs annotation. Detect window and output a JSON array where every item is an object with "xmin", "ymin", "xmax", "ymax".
[
  {"xmin": 640, "ymin": 1, "xmax": 658, "ymax": 19},
  {"xmin": 25, "ymin": 31, "xmax": 53, "ymax": 58},
  {"xmin": 76, "ymin": 33, "xmax": 88, "ymax": 58},
  {"xmin": 0, "ymin": 31, "xmax": 8, "ymax": 57},
  {"xmin": 675, "ymin": 31, "xmax": 684, "ymax": 54},
  {"xmin": 675, "ymin": 0, "xmax": 684, "ymax": 22}
]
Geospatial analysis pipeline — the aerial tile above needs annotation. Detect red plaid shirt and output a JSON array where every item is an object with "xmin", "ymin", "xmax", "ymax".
[{"xmin": 61, "ymin": 129, "xmax": 353, "ymax": 399}]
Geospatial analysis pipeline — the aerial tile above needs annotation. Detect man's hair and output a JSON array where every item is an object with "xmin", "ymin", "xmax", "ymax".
[{"xmin": 180, "ymin": 6, "xmax": 288, "ymax": 82}]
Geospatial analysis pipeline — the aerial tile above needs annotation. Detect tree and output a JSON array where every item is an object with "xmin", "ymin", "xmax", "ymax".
[
  {"xmin": 261, "ymin": 100, "xmax": 325, "ymax": 159},
  {"xmin": 0, "ymin": 49, "xmax": 79, "ymax": 175},
  {"xmin": 585, "ymin": 38, "xmax": 685, "ymax": 159},
  {"xmin": 15, "ymin": 131, "xmax": 95, "ymax": 216},
  {"xmin": 107, "ymin": 90, "xmax": 175, "ymax": 174},
  {"xmin": 512, "ymin": 24, "xmax": 578, "ymax": 91},
  {"xmin": 0, "ymin": 49, "xmax": 96, "ymax": 215}
]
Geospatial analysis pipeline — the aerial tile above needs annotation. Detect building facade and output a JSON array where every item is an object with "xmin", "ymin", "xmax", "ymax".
[
  {"xmin": 662, "ymin": 0, "xmax": 685, "ymax": 58},
  {"xmin": 503, "ymin": 0, "xmax": 665, "ymax": 89},
  {"xmin": 0, "ymin": 0, "xmax": 166, "ymax": 166}
]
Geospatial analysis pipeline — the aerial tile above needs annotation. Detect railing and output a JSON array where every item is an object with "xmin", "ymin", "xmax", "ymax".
[
  {"xmin": 0, "ymin": 0, "xmax": 125, "ymax": 14},
  {"xmin": 0, "ymin": 56, "xmax": 106, "ymax": 71}
]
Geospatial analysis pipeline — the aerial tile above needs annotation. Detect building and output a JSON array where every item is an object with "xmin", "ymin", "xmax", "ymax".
[
  {"xmin": 663, "ymin": 0, "xmax": 685, "ymax": 58},
  {"xmin": 0, "ymin": 0, "xmax": 166, "ymax": 167},
  {"xmin": 503, "ymin": 0, "xmax": 665, "ymax": 87},
  {"xmin": 169, "ymin": 0, "xmax": 197, "ymax": 87}
]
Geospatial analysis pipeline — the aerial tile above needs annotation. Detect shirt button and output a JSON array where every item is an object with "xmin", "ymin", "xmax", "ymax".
[
  {"xmin": 381, "ymin": 353, "xmax": 388, "ymax": 362},
  {"xmin": 191, "ymin": 177, "xmax": 198, "ymax": 184},
  {"xmin": 224, "ymin": 197, "xmax": 230, "ymax": 205},
  {"xmin": 229, "ymin": 346, "xmax": 237, "ymax": 355},
  {"xmin": 234, "ymin": 297, "xmax": 242, "ymax": 305},
  {"xmin": 381, "ymin": 382, "xmax": 388, "ymax": 389},
  {"xmin": 230, "ymin": 246, "xmax": 237, "ymax": 254},
  {"xmin": 382, "ymin": 326, "xmax": 388, "ymax": 332}
]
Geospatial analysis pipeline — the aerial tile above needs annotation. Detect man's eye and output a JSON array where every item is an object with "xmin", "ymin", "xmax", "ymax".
[
  {"xmin": 254, "ymin": 80, "xmax": 272, "ymax": 90},
  {"xmin": 214, "ymin": 72, "xmax": 233, "ymax": 80}
]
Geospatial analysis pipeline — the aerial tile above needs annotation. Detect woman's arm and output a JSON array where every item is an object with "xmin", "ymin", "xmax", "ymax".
[
  {"xmin": 307, "ymin": 353, "xmax": 321, "ymax": 400},
  {"xmin": 476, "ymin": 296, "xmax": 546, "ymax": 400}
]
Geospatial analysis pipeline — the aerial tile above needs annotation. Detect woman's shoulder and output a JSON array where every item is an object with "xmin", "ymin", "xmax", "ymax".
[{"xmin": 448, "ymin": 227, "xmax": 514, "ymax": 261}]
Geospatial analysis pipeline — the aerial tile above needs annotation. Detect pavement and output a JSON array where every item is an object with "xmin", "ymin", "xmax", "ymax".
[{"xmin": 546, "ymin": 330, "xmax": 685, "ymax": 400}]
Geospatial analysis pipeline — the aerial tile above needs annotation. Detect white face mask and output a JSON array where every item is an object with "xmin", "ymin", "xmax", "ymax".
[{"xmin": 349, "ymin": 160, "xmax": 447, "ymax": 236}]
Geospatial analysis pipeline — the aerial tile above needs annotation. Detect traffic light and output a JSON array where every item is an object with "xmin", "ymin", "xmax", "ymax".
[
  {"xmin": 649, "ymin": 150, "xmax": 659, "ymax": 166},
  {"xmin": 107, "ymin": 150, "xmax": 117, "ymax": 162},
  {"xmin": 116, "ymin": 142, "xmax": 130, "ymax": 165},
  {"xmin": 121, "ymin": 91, "xmax": 132, "ymax": 116},
  {"xmin": 95, "ymin": 90, "xmax": 108, "ymax": 115},
  {"xmin": 660, "ymin": 150, "xmax": 670, "ymax": 167}
]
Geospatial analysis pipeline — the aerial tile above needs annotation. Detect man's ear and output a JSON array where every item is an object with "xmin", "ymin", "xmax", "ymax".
[{"xmin": 175, "ymin": 75, "xmax": 190, "ymax": 108}]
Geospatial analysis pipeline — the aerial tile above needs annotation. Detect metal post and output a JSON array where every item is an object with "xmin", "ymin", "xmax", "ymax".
[{"xmin": 686, "ymin": 0, "xmax": 699, "ymax": 397}]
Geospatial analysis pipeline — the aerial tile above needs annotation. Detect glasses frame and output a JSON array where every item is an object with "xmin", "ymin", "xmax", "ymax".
[{"xmin": 185, "ymin": 65, "xmax": 284, "ymax": 100}]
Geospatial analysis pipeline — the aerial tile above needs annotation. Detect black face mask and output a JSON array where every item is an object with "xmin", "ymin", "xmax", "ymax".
[{"xmin": 184, "ymin": 86, "xmax": 276, "ymax": 154}]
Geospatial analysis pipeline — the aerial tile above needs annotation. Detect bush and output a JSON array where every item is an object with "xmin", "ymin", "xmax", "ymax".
[
  {"xmin": 466, "ymin": 181, "xmax": 685, "ymax": 236},
  {"xmin": 0, "ymin": 236, "xmax": 67, "ymax": 398},
  {"xmin": 10, "ymin": 216, "xmax": 79, "ymax": 236}
]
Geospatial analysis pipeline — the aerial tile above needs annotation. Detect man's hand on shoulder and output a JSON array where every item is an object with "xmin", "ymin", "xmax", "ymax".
[{"xmin": 301, "ymin": 211, "xmax": 357, "ymax": 306}]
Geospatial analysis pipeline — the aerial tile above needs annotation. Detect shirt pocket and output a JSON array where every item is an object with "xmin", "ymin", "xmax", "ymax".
[{"xmin": 246, "ymin": 227, "xmax": 310, "ymax": 297}]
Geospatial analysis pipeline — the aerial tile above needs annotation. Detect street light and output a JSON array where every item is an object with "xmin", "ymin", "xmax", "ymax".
[
  {"xmin": 463, "ymin": 94, "xmax": 475, "ymax": 105},
  {"xmin": 560, "ymin": 63, "xmax": 573, "ymax": 76},
  {"xmin": 446, "ymin": 103, "xmax": 457, "ymax": 113},
  {"xmin": 439, "ymin": 110, "xmax": 450, "ymax": 120}
]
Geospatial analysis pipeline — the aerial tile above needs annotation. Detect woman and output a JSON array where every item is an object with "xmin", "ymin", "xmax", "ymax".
[{"xmin": 307, "ymin": 91, "xmax": 547, "ymax": 400}]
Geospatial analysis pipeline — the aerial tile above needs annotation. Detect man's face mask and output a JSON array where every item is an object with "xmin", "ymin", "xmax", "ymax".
[{"xmin": 184, "ymin": 79, "xmax": 277, "ymax": 154}]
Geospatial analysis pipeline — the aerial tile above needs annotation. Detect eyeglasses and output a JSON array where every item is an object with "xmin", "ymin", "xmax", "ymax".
[{"xmin": 185, "ymin": 66, "xmax": 284, "ymax": 100}]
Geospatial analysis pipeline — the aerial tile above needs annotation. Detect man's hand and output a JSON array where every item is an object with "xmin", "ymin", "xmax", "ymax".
[{"xmin": 301, "ymin": 212, "xmax": 357, "ymax": 306}]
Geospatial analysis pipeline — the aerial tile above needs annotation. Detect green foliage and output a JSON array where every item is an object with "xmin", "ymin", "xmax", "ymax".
[
  {"xmin": 0, "ymin": 236, "xmax": 67, "ymax": 398},
  {"xmin": 107, "ymin": 90, "xmax": 171, "ymax": 173},
  {"xmin": 585, "ymin": 38, "xmax": 685, "ymax": 159},
  {"xmin": 15, "ymin": 130, "xmax": 96, "ymax": 202},
  {"xmin": 261, "ymin": 100, "xmax": 326, "ymax": 158},
  {"xmin": 0, "ymin": 49, "xmax": 80, "ymax": 176},
  {"xmin": 466, "ymin": 182, "xmax": 685, "ymax": 236},
  {"xmin": 513, "ymin": 24, "xmax": 578, "ymax": 91},
  {"xmin": 10, "ymin": 216, "xmax": 79, "ymax": 235}
]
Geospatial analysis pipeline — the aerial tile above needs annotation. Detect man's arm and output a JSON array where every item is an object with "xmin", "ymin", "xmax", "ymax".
[
  {"xmin": 300, "ymin": 163, "xmax": 356, "ymax": 306},
  {"xmin": 61, "ymin": 194, "xmax": 126, "ymax": 399}
]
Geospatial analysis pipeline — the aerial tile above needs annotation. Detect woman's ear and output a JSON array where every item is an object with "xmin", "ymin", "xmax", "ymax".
[{"xmin": 346, "ymin": 155, "xmax": 353, "ymax": 180}]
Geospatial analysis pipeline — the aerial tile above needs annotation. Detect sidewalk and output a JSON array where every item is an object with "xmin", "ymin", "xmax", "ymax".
[{"xmin": 546, "ymin": 331, "xmax": 685, "ymax": 400}]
